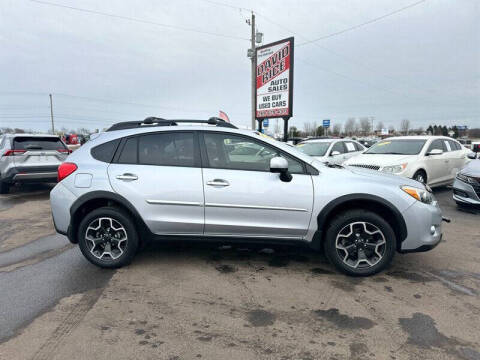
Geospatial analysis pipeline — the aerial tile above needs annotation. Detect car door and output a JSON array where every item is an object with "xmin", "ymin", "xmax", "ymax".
[
  {"xmin": 201, "ymin": 131, "xmax": 314, "ymax": 239},
  {"xmin": 446, "ymin": 140, "xmax": 463, "ymax": 180},
  {"xmin": 108, "ymin": 131, "xmax": 205, "ymax": 235},
  {"xmin": 328, "ymin": 141, "xmax": 347, "ymax": 165},
  {"xmin": 424, "ymin": 139, "xmax": 448, "ymax": 185}
]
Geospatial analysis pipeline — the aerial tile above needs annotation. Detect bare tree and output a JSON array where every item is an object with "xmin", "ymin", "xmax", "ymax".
[
  {"xmin": 359, "ymin": 117, "xmax": 371, "ymax": 135},
  {"xmin": 332, "ymin": 123, "xmax": 342, "ymax": 136},
  {"xmin": 375, "ymin": 121, "xmax": 384, "ymax": 132},
  {"xmin": 344, "ymin": 118, "xmax": 357, "ymax": 136},
  {"xmin": 388, "ymin": 125, "xmax": 395, "ymax": 134},
  {"xmin": 400, "ymin": 119, "xmax": 411, "ymax": 135}
]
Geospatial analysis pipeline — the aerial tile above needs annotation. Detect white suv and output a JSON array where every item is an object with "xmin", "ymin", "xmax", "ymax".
[
  {"xmin": 344, "ymin": 136, "xmax": 471, "ymax": 187},
  {"xmin": 296, "ymin": 138, "xmax": 365, "ymax": 165},
  {"xmin": 50, "ymin": 118, "xmax": 445, "ymax": 276}
]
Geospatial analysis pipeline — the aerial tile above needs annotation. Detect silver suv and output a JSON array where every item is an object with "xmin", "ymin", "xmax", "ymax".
[
  {"xmin": 50, "ymin": 118, "xmax": 444, "ymax": 276},
  {"xmin": 0, "ymin": 133, "xmax": 70, "ymax": 194}
]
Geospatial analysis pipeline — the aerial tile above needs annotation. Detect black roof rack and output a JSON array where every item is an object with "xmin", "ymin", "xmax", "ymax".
[{"xmin": 106, "ymin": 117, "xmax": 237, "ymax": 131}]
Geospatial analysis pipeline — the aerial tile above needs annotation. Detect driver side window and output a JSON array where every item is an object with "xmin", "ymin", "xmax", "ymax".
[
  {"xmin": 331, "ymin": 142, "xmax": 346, "ymax": 155},
  {"xmin": 427, "ymin": 139, "xmax": 445, "ymax": 153},
  {"xmin": 203, "ymin": 133, "xmax": 304, "ymax": 174}
]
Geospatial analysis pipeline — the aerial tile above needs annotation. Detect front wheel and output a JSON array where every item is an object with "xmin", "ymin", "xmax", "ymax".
[
  {"xmin": 413, "ymin": 170, "xmax": 427, "ymax": 184},
  {"xmin": 324, "ymin": 210, "xmax": 396, "ymax": 276},
  {"xmin": 78, "ymin": 207, "xmax": 139, "ymax": 268}
]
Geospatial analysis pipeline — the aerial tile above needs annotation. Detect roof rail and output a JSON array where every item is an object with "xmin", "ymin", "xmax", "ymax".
[{"xmin": 106, "ymin": 117, "xmax": 237, "ymax": 131}]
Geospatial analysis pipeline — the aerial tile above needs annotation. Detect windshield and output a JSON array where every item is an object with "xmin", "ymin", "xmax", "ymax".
[
  {"xmin": 296, "ymin": 142, "xmax": 331, "ymax": 156},
  {"xmin": 365, "ymin": 139, "xmax": 426, "ymax": 155}
]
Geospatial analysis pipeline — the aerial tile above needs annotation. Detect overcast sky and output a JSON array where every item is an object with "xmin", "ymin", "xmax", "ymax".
[{"xmin": 1, "ymin": 0, "xmax": 479, "ymax": 133}]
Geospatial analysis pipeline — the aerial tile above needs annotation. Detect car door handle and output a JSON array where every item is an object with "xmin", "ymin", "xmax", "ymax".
[
  {"xmin": 207, "ymin": 179, "xmax": 230, "ymax": 187},
  {"xmin": 116, "ymin": 173, "xmax": 138, "ymax": 181}
]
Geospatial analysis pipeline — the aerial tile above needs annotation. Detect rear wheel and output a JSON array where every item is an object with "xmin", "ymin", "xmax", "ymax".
[
  {"xmin": 324, "ymin": 210, "xmax": 396, "ymax": 276},
  {"xmin": 0, "ymin": 180, "xmax": 9, "ymax": 194},
  {"xmin": 78, "ymin": 207, "xmax": 139, "ymax": 268},
  {"xmin": 413, "ymin": 170, "xmax": 427, "ymax": 184}
]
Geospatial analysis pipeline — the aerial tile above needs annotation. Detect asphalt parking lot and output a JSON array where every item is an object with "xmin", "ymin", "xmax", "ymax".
[{"xmin": 0, "ymin": 184, "xmax": 479, "ymax": 360}]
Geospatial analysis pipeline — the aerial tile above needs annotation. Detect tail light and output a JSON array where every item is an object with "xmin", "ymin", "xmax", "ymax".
[
  {"xmin": 57, "ymin": 162, "xmax": 77, "ymax": 182},
  {"xmin": 57, "ymin": 148, "xmax": 72, "ymax": 154},
  {"xmin": 3, "ymin": 149, "xmax": 26, "ymax": 156}
]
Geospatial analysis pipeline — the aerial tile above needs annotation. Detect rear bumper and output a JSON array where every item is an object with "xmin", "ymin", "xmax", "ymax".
[
  {"xmin": 50, "ymin": 182, "xmax": 77, "ymax": 237},
  {"xmin": 2, "ymin": 165, "xmax": 59, "ymax": 183}
]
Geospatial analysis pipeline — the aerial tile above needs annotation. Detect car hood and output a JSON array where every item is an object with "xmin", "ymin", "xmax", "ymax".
[
  {"xmin": 459, "ymin": 159, "xmax": 480, "ymax": 177},
  {"xmin": 344, "ymin": 153, "xmax": 416, "ymax": 167},
  {"xmin": 345, "ymin": 165, "xmax": 421, "ymax": 187}
]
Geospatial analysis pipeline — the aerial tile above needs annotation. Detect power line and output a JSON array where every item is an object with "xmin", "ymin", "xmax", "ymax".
[
  {"xmin": 297, "ymin": 0, "xmax": 427, "ymax": 46},
  {"xmin": 28, "ymin": 0, "xmax": 249, "ymax": 41}
]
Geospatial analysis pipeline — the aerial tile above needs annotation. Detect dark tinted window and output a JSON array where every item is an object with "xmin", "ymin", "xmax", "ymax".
[
  {"xmin": 138, "ymin": 132, "xmax": 195, "ymax": 167},
  {"xmin": 203, "ymin": 133, "xmax": 304, "ymax": 174},
  {"xmin": 331, "ymin": 142, "xmax": 346, "ymax": 154},
  {"xmin": 427, "ymin": 139, "xmax": 446, "ymax": 153},
  {"xmin": 118, "ymin": 137, "xmax": 138, "ymax": 164},
  {"xmin": 91, "ymin": 139, "xmax": 120, "ymax": 163},
  {"xmin": 13, "ymin": 136, "xmax": 66, "ymax": 150}
]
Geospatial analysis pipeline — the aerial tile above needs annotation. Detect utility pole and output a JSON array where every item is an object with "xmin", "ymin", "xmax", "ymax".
[
  {"xmin": 49, "ymin": 94, "xmax": 55, "ymax": 134},
  {"xmin": 250, "ymin": 12, "xmax": 256, "ymax": 131}
]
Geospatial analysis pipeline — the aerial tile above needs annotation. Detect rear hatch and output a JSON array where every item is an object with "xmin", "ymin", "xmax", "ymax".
[{"xmin": 12, "ymin": 136, "xmax": 69, "ymax": 172}]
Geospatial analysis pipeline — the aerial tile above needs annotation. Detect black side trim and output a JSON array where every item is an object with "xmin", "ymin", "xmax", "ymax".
[
  {"xmin": 312, "ymin": 193, "xmax": 408, "ymax": 249},
  {"xmin": 69, "ymin": 190, "xmax": 150, "ymax": 243}
]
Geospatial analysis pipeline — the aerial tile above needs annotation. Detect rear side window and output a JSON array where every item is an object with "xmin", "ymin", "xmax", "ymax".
[
  {"xmin": 117, "ymin": 137, "xmax": 138, "ymax": 164},
  {"xmin": 13, "ymin": 136, "xmax": 66, "ymax": 151},
  {"xmin": 354, "ymin": 142, "xmax": 364, "ymax": 151},
  {"xmin": 138, "ymin": 132, "xmax": 195, "ymax": 167},
  {"xmin": 91, "ymin": 139, "xmax": 120, "ymax": 163},
  {"xmin": 448, "ymin": 140, "xmax": 460, "ymax": 151}
]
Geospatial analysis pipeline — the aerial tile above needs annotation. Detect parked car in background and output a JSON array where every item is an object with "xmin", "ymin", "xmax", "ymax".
[
  {"xmin": 50, "ymin": 117, "xmax": 444, "ymax": 276},
  {"xmin": 0, "ymin": 133, "xmax": 70, "ymax": 193},
  {"xmin": 62, "ymin": 133, "xmax": 81, "ymax": 152},
  {"xmin": 296, "ymin": 138, "xmax": 365, "ymax": 165},
  {"xmin": 458, "ymin": 138, "xmax": 472, "ymax": 149},
  {"xmin": 452, "ymin": 153, "xmax": 480, "ymax": 206},
  {"xmin": 344, "ymin": 136, "xmax": 471, "ymax": 187}
]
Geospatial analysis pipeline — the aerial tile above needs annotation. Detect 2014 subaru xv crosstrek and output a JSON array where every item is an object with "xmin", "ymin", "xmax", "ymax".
[{"xmin": 50, "ymin": 117, "xmax": 444, "ymax": 276}]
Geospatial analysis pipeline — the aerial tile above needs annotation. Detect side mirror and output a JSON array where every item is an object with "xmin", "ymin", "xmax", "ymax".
[
  {"xmin": 467, "ymin": 152, "xmax": 477, "ymax": 160},
  {"xmin": 270, "ymin": 156, "xmax": 292, "ymax": 182},
  {"xmin": 330, "ymin": 151, "xmax": 341, "ymax": 156},
  {"xmin": 427, "ymin": 148, "xmax": 443, "ymax": 156}
]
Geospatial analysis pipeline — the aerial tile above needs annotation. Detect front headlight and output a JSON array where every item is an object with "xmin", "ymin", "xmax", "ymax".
[
  {"xmin": 381, "ymin": 163, "xmax": 407, "ymax": 174},
  {"xmin": 401, "ymin": 186, "xmax": 434, "ymax": 204},
  {"xmin": 456, "ymin": 173, "xmax": 475, "ymax": 184}
]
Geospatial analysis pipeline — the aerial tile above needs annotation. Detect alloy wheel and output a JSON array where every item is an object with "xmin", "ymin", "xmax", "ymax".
[
  {"xmin": 335, "ymin": 221, "xmax": 386, "ymax": 269},
  {"xmin": 85, "ymin": 217, "xmax": 128, "ymax": 261}
]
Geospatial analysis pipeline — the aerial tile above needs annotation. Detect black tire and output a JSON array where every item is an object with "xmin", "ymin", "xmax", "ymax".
[
  {"xmin": 0, "ymin": 180, "xmax": 9, "ymax": 194},
  {"xmin": 413, "ymin": 170, "xmax": 427, "ymax": 184},
  {"xmin": 323, "ymin": 210, "xmax": 396, "ymax": 276},
  {"xmin": 78, "ymin": 206, "xmax": 139, "ymax": 268}
]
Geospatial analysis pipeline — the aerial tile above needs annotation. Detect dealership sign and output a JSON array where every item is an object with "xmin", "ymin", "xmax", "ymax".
[{"xmin": 255, "ymin": 37, "xmax": 294, "ymax": 120}]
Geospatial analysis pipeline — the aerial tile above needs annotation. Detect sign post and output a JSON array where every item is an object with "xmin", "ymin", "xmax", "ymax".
[
  {"xmin": 255, "ymin": 37, "xmax": 294, "ymax": 141},
  {"xmin": 323, "ymin": 119, "xmax": 330, "ymax": 137}
]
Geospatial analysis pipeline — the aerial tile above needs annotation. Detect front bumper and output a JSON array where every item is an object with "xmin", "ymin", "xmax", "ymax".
[
  {"xmin": 452, "ymin": 178, "xmax": 480, "ymax": 205},
  {"xmin": 399, "ymin": 200, "xmax": 443, "ymax": 253}
]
